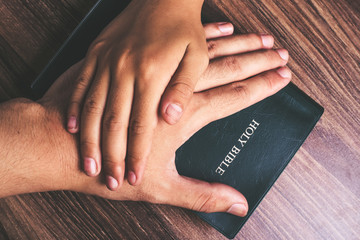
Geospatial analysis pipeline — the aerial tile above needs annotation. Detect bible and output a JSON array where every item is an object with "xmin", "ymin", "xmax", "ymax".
[
  {"xmin": 31, "ymin": 0, "xmax": 324, "ymax": 238},
  {"xmin": 175, "ymin": 82, "xmax": 323, "ymax": 238}
]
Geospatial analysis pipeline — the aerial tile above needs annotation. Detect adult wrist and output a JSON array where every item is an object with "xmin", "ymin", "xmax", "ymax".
[{"xmin": 0, "ymin": 99, "xmax": 55, "ymax": 197}]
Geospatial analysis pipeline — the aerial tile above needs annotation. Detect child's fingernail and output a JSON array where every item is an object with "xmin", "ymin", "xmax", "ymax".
[
  {"xmin": 106, "ymin": 176, "xmax": 119, "ymax": 191},
  {"xmin": 84, "ymin": 157, "xmax": 97, "ymax": 176},
  {"xmin": 67, "ymin": 116, "xmax": 77, "ymax": 131},
  {"xmin": 218, "ymin": 22, "xmax": 233, "ymax": 34},
  {"xmin": 128, "ymin": 171, "xmax": 137, "ymax": 185},
  {"xmin": 277, "ymin": 67, "xmax": 292, "ymax": 79},
  {"xmin": 165, "ymin": 103, "xmax": 183, "ymax": 123},
  {"xmin": 276, "ymin": 49, "xmax": 289, "ymax": 61},
  {"xmin": 261, "ymin": 34, "xmax": 274, "ymax": 48},
  {"xmin": 227, "ymin": 203, "xmax": 248, "ymax": 216}
]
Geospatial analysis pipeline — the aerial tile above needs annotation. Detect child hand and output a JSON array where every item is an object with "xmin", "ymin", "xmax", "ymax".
[{"xmin": 66, "ymin": 0, "xmax": 234, "ymax": 190}]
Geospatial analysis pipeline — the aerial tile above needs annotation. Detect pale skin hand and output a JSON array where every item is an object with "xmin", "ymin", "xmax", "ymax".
[
  {"xmin": 66, "ymin": 0, "xmax": 216, "ymax": 190},
  {"xmin": 0, "ymin": 26, "xmax": 290, "ymax": 217}
]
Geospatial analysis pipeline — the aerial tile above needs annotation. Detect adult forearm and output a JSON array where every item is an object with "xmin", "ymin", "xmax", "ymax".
[
  {"xmin": 0, "ymin": 98, "xmax": 75, "ymax": 198},
  {"xmin": 0, "ymin": 99, "xmax": 45, "ymax": 197}
]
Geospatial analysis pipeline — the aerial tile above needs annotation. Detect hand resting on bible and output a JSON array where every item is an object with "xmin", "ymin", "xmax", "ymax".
[{"xmin": 0, "ymin": 23, "xmax": 290, "ymax": 217}]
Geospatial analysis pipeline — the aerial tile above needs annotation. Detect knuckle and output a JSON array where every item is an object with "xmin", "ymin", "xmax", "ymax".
[
  {"xmin": 76, "ymin": 74, "xmax": 90, "ymax": 89},
  {"xmin": 103, "ymin": 112, "xmax": 127, "ymax": 132},
  {"xmin": 129, "ymin": 118, "xmax": 154, "ymax": 135},
  {"xmin": 129, "ymin": 119, "xmax": 147, "ymax": 135},
  {"xmin": 103, "ymin": 154, "xmax": 123, "ymax": 167},
  {"xmin": 207, "ymin": 40, "xmax": 217, "ymax": 57},
  {"xmin": 126, "ymin": 152, "xmax": 147, "ymax": 164},
  {"xmin": 88, "ymin": 40, "xmax": 106, "ymax": 55},
  {"xmin": 137, "ymin": 60, "xmax": 157, "ymax": 85},
  {"xmin": 69, "ymin": 100, "xmax": 81, "ymax": 108},
  {"xmin": 169, "ymin": 81, "xmax": 194, "ymax": 100},
  {"xmin": 231, "ymin": 82, "xmax": 252, "ymax": 101},
  {"xmin": 84, "ymin": 98, "xmax": 103, "ymax": 115},
  {"xmin": 192, "ymin": 188, "xmax": 217, "ymax": 213},
  {"xmin": 113, "ymin": 52, "xmax": 130, "ymax": 70},
  {"xmin": 80, "ymin": 140, "xmax": 98, "ymax": 153},
  {"xmin": 103, "ymin": 150, "xmax": 126, "ymax": 169},
  {"xmin": 224, "ymin": 56, "xmax": 242, "ymax": 74}
]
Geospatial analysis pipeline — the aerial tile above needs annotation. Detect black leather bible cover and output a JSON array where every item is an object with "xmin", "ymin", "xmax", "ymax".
[
  {"xmin": 31, "ymin": 0, "xmax": 324, "ymax": 238},
  {"xmin": 175, "ymin": 83, "xmax": 323, "ymax": 238}
]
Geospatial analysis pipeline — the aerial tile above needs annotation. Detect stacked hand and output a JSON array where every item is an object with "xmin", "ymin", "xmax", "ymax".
[
  {"xmin": 34, "ymin": 23, "xmax": 290, "ymax": 216},
  {"xmin": 65, "ymin": 0, "xmax": 290, "ymax": 193},
  {"xmin": 66, "ymin": 0, "xmax": 213, "ymax": 190}
]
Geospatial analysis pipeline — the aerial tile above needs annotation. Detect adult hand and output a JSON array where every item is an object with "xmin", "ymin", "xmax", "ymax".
[
  {"xmin": 66, "ymin": 0, "xmax": 235, "ymax": 190},
  {"xmin": 39, "ymin": 29, "xmax": 290, "ymax": 216}
]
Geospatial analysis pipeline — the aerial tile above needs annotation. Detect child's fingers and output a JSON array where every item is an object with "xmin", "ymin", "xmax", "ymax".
[
  {"xmin": 126, "ymin": 87, "xmax": 159, "ymax": 186},
  {"xmin": 203, "ymin": 22, "xmax": 234, "ymax": 39},
  {"xmin": 80, "ymin": 67, "xmax": 110, "ymax": 177},
  {"xmin": 102, "ymin": 70, "xmax": 134, "ymax": 190},
  {"xmin": 67, "ymin": 57, "xmax": 97, "ymax": 133},
  {"xmin": 196, "ymin": 48, "xmax": 289, "ymax": 92}
]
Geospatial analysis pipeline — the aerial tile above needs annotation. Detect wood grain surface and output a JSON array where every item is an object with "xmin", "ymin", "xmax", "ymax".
[{"xmin": 1, "ymin": 0, "xmax": 359, "ymax": 239}]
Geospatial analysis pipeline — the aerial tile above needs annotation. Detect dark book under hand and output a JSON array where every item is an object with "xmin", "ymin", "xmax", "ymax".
[{"xmin": 175, "ymin": 82, "xmax": 323, "ymax": 238}]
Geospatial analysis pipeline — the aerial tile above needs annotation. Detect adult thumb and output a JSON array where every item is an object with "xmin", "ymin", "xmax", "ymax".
[{"xmin": 168, "ymin": 175, "xmax": 248, "ymax": 217}]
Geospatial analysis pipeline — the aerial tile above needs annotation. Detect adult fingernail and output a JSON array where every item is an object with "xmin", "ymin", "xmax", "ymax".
[
  {"xmin": 84, "ymin": 157, "xmax": 97, "ymax": 176},
  {"xmin": 276, "ymin": 49, "xmax": 289, "ymax": 61},
  {"xmin": 128, "ymin": 171, "xmax": 137, "ymax": 185},
  {"xmin": 277, "ymin": 67, "xmax": 292, "ymax": 79},
  {"xmin": 106, "ymin": 176, "xmax": 119, "ymax": 191},
  {"xmin": 227, "ymin": 203, "xmax": 248, "ymax": 216},
  {"xmin": 67, "ymin": 116, "xmax": 77, "ymax": 131},
  {"xmin": 218, "ymin": 22, "xmax": 233, "ymax": 34},
  {"xmin": 165, "ymin": 103, "xmax": 183, "ymax": 123},
  {"xmin": 261, "ymin": 34, "xmax": 274, "ymax": 48}
]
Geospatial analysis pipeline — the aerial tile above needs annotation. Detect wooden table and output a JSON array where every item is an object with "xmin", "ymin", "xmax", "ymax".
[{"xmin": 1, "ymin": 0, "xmax": 359, "ymax": 239}]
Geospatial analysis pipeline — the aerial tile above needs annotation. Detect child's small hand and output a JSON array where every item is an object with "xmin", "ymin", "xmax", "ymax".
[{"xmin": 66, "ymin": 0, "xmax": 234, "ymax": 191}]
